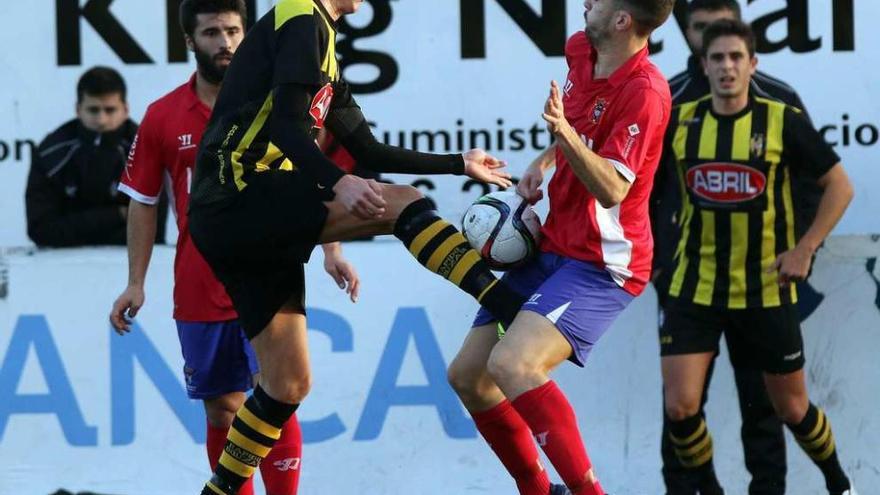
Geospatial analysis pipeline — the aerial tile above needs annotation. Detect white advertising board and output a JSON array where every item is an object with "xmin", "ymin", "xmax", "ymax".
[
  {"xmin": 1, "ymin": 1, "xmax": 879, "ymax": 247},
  {"xmin": 0, "ymin": 237, "xmax": 878, "ymax": 494}
]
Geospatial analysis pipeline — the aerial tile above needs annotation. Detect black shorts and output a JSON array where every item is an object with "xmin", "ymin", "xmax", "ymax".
[
  {"xmin": 659, "ymin": 298, "xmax": 805, "ymax": 374},
  {"xmin": 189, "ymin": 170, "xmax": 331, "ymax": 339}
]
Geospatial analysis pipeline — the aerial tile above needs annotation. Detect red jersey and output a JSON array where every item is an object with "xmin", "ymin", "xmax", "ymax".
[
  {"xmin": 119, "ymin": 74, "xmax": 236, "ymax": 321},
  {"xmin": 541, "ymin": 33, "xmax": 671, "ymax": 296}
]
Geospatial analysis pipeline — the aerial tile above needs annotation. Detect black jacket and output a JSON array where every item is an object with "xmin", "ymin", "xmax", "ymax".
[
  {"xmin": 652, "ymin": 56, "xmax": 819, "ymax": 298},
  {"xmin": 25, "ymin": 118, "xmax": 168, "ymax": 247}
]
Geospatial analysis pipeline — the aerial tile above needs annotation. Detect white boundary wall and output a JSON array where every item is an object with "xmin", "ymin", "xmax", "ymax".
[
  {"xmin": 0, "ymin": 237, "xmax": 878, "ymax": 494},
  {"xmin": 1, "ymin": 0, "xmax": 879, "ymax": 246}
]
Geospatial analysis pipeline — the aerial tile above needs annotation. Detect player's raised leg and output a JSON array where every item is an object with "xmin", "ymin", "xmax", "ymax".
[{"xmin": 318, "ymin": 182, "xmax": 525, "ymax": 325}]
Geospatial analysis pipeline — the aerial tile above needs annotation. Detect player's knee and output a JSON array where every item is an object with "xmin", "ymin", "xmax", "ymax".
[
  {"xmin": 664, "ymin": 398, "xmax": 701, "ymax": 421},
  {"xmin": 447, "ymin": 359, "xmax": 479, "ymax": 395},
  {"xmin": 204, "ymin": 392, "xmax": 246, "ymax": 429},
  {"xmin": 486, "ymin": 346, "xmax": 528, "ymax": 386},
  {"xmin": 772, "ymin": 397, "xmax": 808, "ymax": 425},
  {"xmin": 266, "ymin": 374, "xmax": 312, "ymax": 404}
]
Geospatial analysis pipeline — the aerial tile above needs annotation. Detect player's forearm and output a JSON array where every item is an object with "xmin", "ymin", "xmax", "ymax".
[
  {"xmin": 798, "ymin": 164, "xmax": 853, "ymax": 253},
  {"xmin": 321, "ymin": 241, "xmax": 342, "ymax": 256},
  {"xmin": 126, "ymin": 201, "xmax": 158, "ymax": 287},
  {"xmin": 340, "ymin": 120, "xmax": 465, "ymax": 175},
  {"xmin": 555, "ymin": 126, "xmax": 630, "ymax": 208},
  {"xmin": 530, "ymin": 143, "xmax": 557, "ymax": 172}
]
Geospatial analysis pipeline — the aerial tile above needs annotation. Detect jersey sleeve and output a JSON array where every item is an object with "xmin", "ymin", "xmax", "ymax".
[
  {"xmin": 596, "ymin": 82, "xmax": 669, "ymax": 183},
  {"xmin": 118, "ymin": 107, "xmax": 165, "ymax": 205},
  {"xmin": 783, "ymin": 106, "xmax": 840, "ymax": 178},
  {"xmin": 273, "ymin": 14, "xmax": 324, "ymax": 88}
]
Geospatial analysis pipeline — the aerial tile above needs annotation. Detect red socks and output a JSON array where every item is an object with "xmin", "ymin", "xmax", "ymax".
[
  {"xmin": 207, "ymin": 421, "xmax": 255, "ymax": 495},
  {"xmin": 473, "ymin": 400, "xmax": 551, "ymax": 495},
  {"xmin": 260, "ymin": 413, "xmax": 303, "ymax": 495},
  {"xmin": 511, "ymin": 381, "xmax": 604, "ymax": 495}
]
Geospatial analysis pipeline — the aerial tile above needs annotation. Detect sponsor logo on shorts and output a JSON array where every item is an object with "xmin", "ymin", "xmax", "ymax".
[
  {"xmin": 525, "ymin": 293, "xmax": 543, "ymax": 305},
  {"xmin": 660, "ymin": 335, "xmax": 673, "ymax": 345},
  {"xmin": 534, "ymin": 431, "xmax": 549, "ymax": 447},
  {"xmin": 783, "ymin": 351, "xmax": 803, "ymax": 361}
]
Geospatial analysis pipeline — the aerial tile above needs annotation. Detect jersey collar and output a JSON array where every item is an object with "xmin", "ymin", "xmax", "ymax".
[
  {"xmin": 587, "ymin": 35, "xmax": 650, "ymax": 88},
  {"xmin": 313, "ymin": 0, "xmax": 338, "ymax": 30},
  {"xmin": 185, "ymin": 73, "xmax": 212, "ymax": 116}
]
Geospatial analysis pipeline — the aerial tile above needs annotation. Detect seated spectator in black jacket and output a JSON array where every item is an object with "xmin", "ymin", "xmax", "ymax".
[{"xmin": 26, "ymin": 66, "xmax": 167, "ymax": 247}]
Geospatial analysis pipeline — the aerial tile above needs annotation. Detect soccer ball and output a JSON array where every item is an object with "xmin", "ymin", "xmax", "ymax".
[{"xmin": 461, "ymin": 190, "xmax": 542, "ymax": 270}]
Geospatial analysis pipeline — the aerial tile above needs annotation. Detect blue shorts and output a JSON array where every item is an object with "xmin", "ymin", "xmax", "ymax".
[
  {"xmin": 473, "ymin": 252, "xmax": 634, "ymax": 366},
  {"xmin": 176, "ymin": 320, "xmax": 259, "ymax": 399}
]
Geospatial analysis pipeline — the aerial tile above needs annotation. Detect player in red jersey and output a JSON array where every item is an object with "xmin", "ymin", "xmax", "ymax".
[
  {"xmin": 109, "ymin": 2, "xmax": 358, "ymax": 493},
  {"xmin": 448, "ymin": 1, "xmax": 674, "ymax": 494}
]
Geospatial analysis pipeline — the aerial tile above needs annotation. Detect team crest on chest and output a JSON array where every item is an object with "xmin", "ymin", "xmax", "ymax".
[
  {"xmin": 309, "ymin": 83, "xmax": 334, "ymax": 129},
  {"xmin": 750, "ymin": 133, "xmax": 765, "ymax": 158},
  {"xmin": 591, "ymin": 98, "xmax": 607, "ymax": 124}
]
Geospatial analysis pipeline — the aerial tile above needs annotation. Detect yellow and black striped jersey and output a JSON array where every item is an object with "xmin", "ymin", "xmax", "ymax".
[
  {"xmin": 667, "ymin": 96, "xmax": 839, "ymax": 309},
  {"xmin": 191, "ymin": 0, "xmax": 341, "ymax": 206}
]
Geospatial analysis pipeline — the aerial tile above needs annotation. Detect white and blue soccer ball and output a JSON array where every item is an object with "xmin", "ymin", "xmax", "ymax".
[{"xmin": 461, "ymin": 190, "xmax": 542, "ymax": 270}]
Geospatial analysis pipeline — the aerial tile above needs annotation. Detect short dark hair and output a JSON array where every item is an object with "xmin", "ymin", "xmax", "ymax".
[
  {"xmin": 616, "ymin": 0, "xmax": 676, "ymax": 37},
  {"xmin": 76, "ymin": 66, "xmax": 127, "ymax": 103},
  {"xmin": 687, "ymin": 0, "xmax": 742, "ymax": 22},
  {"xmin": 702, "ymin": 18, "xmax": 756, "ymax": 57},
  {"xmin": 179, "ymin": 0, "xmax": 247, "ymax": 37}
]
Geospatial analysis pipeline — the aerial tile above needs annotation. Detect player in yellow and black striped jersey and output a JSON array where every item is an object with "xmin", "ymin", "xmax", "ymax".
[
  {"xmin": 659, "ymin": 20, "xmax": 857, "ymax": 495},
  {"xmin": 189, "ymin": 1, "xmax": 527, "ymax": 494},
  {"xmin": 665, "ymin": 95, "xmax": 835, "ymax": 310}
]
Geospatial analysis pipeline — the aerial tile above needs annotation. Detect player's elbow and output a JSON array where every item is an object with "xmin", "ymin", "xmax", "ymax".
[{"xmin": 596, "ymin": 187, "xmax": 628, "ymax": 209}]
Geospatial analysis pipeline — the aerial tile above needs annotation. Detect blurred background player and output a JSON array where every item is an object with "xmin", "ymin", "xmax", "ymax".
[
  {"xmin": 188, "ymin": 0, "xmax": 519, "ymax": 493},
  {"xmin": 26, "ymin": 66, "xmax": 167, "ymax": 247},
  {"xmin": 650, "ymin": 1, "xmax": 821, "ymax": 493},
  {"xmin": 659, "ymin": 19, "xmax": 855, "ymax": 495},
  {"xmin": 447, "ymin": 1, "xmax": 674, "ymax": 494},
  {"xmin": 108, "ymin": 1, "xmax": 359, "ymax": 493}
]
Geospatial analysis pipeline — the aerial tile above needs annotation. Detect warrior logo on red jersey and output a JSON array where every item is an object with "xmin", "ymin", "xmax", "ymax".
[
  {"xmin": 309, "ymin": 83, "xmax": 334, "ymax": 129},
  {"xmin": 687, "ymin": 163, "xmax": 767, "ymax": 203},
  {"xmin": 591, "ymin": 98, "xmax": 607, "ymax": 124}
]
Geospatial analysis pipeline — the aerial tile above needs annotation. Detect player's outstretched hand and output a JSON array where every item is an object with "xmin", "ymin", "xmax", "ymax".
[
  {"xmin": 110, "ymin": 285, "xmax": 145, "ymax": 335},
  {"xmin": 463, "ymin": 149, "xmax": 513, "ymax": 188},
  {"xmin": 767, "ymin": 244, "xmax": 813, "ymax": 287},
  {"xmin": 333, "ymin": 175, "xmax": 386, "ymax": 219},
  {"xmin": 542, "ymin": 80, "xmax": 572, "ymax": 137},
  {"xmin": 517, "ymin": 163, "xmax": 545, "ymax": 204},
  {"xmin": 323, "ymin": 242, "xmax": 360, "ymax": 303}
]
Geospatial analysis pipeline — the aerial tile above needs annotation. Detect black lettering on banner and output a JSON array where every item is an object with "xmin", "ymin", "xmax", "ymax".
[
  {"xmin": 461, "ymin": 0, "xmax": 566, "ymax": 58},
  {"xmin": 750, "ymin": 0, "xmax": 819, "ymax": 53},
  {"xmin": 833, "ymin": 0, "xmax": 854, "ymax": 50},
  {"xmin": 818, "ymin": 115, "xmax": 878, "ymax": 148},
  {"xmin": 0, "ymin": 139, "xmax": 37, "ymax": 164},
  {"xmin": 56, "ymin": 0, "xmax": 151, "ymax": 65},
  {"xmin": 59, "ymin": 0, "xmax": 257, "ymax": 65},
  {"xmin": 338, "ymin": 0, "xmax": 398, "ymax": 94}
]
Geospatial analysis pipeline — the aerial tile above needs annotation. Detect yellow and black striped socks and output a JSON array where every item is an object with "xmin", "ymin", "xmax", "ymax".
[
  {"xmin": 394, "ymin": 198, "xmax": 524, "ymax": 326},
  {"xmin": 668, "ymin": 414, "xmax": 723, "ymax": 495},
  {"xmin": 787, "ymin": 403, "xmax": 850, "ymax": 494},
  {"xmin": 202, "ymin": 386, "xmax": 298, "ymax": 495}
]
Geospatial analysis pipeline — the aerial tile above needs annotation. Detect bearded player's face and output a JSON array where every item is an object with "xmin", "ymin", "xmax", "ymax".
[{"xmin": 188, "ymin": 12, "xmax": 244, "ymax": 84}]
